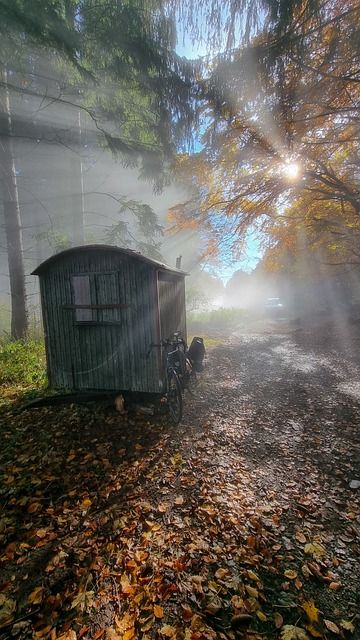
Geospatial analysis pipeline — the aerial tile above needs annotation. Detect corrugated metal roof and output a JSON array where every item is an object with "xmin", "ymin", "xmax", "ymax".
[{"xmin": 31, "ymin": 245, "xmax": 188, "ymax": 276}]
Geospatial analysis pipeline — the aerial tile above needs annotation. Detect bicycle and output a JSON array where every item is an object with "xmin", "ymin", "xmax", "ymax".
[
  {"xmin": 169, "ymin": 331, "xmax": 199, "ymax": 397},
  {"xmin": 148, "ymin": 332, "xmax": 198, "ymax": 425}
]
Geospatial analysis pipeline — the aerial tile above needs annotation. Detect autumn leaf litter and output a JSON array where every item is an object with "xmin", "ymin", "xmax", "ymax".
[{"xmin": 0, "ymin": 318, "xmax": 359, "ymax": 640}]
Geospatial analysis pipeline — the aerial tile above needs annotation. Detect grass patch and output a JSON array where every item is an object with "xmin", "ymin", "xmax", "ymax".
[
  {"xmin": 187, "ymin": 333, "xmax": 220, "ymax": 349},
  {"xmin": 0, "ymin": 335, "xmax": 46, "ymax": 386},
  {"xmin": 188, "ymin": 306, "xmax": 248, "ymax": 332},
  {"xmin": 0, "ymin": 335, "xmax": 47, "ymax": 411}
]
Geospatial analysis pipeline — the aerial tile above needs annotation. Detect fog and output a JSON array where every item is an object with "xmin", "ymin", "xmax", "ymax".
[
  {"xmin": 0, "ymin": 56, "xmax": 209, "ymax": 323},
  {"xmin": 1, "ymin": 50, "xmax": 358, "ymax": 333},
  {"xmin": 0, "ymin": 51, "xmax": 267, "ymax": 330}
]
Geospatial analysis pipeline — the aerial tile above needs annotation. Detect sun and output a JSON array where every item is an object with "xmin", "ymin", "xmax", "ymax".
[{"xmin": 283, "ymin": 161, "xmax": 300, "ymax": 180}]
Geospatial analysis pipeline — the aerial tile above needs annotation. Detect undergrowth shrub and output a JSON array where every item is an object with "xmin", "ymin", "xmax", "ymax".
[
  {"xmin": 0, "ymin": 336, "xmax": 47, "ymax": 386},
  {"xmin": 187, "ymin": 307, "xmax": 248, "ymax": 331}
]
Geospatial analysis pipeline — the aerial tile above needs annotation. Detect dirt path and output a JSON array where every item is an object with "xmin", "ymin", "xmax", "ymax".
[
  {"xmin": 1, "ymin": 319, "xmax": 359, "ymax": 639},
  {"xmin": 184, "ymin": 319, "xmax": 360, "ymax": 632}
]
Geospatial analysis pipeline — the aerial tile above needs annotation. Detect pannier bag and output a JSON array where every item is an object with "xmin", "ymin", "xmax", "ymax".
[{"xmin": 187, "ymin": 337, "xmax": 205, "ymax": 372}]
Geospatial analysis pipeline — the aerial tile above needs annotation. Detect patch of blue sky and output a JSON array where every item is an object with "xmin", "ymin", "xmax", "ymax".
[
  {"xmin": 174, "ymin": 7, "xmax": 263, "ymax": 280},
  {"xmin": 198, "ymin": 208, "xmax": 261, "ymax": 281},
  {"xmin": 175, "ymin": 1, "xmax": 264, "ymax": 60}
]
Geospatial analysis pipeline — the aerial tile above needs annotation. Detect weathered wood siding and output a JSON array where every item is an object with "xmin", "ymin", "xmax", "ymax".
[
  {"xmin": 36, "ymin": 247, "xmax": 173, "ymax": 392},
  {"xmin": 158, "ymin": 272, "xmax": 187, "ymax": 342}
]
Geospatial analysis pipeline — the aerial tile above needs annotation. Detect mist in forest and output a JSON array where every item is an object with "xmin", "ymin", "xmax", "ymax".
[{"xmin": 0, "ymin": 57, "xmax": 201, "ymax": 323}]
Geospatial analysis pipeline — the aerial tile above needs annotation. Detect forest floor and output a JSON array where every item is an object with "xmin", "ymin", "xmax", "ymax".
[{"xmin": 0, "ymin": 315, "xmax": 359, "ymax": 640}]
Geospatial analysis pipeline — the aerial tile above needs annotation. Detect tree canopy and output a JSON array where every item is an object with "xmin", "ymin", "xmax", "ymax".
[
  {"xmin": 0, "ymin": 0, "xmax": 198, "ymax": 185},
  {"xmin": 170, "ymin": 0, "xmax": 360, "ymax": 282}
]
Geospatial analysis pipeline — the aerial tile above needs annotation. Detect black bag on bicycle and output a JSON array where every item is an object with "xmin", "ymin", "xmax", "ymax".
[{"xmin": 187, "ymin": 337, "xmax": 205, "ymax": 372}]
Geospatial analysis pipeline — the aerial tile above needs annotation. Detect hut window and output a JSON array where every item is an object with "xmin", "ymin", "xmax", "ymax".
[
  {"xmin": 71, "ymin": 272, "xmax": 124, "ymax": 324},
  {"xmin": 73, "ymin": 275, "xmax": 93, "ymax": 322}
]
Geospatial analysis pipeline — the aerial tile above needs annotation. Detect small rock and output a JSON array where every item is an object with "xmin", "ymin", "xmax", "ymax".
[
  {"xmin": 115, "ymin": 394, "xmax": 126, "ymax": 413},
  {"xmin": 349, "ymin": 480, "xmax": 360, "ymax": 489},
  {"xmin": 136, "ymin": 405, "xmax": 154, "ymax": 415},
  {"xmin": 283, "ymin": 536, "xmax": 294, "ymax": 550}
]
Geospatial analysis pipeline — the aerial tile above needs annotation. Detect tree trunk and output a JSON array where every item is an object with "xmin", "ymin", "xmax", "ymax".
[
  {"xmin": 0, "ymin": 69, "xmax": 28, "ymax": 338},
  {"xmin": 71, "ymin": 107, "xmax": 85, "ymax": 246}
]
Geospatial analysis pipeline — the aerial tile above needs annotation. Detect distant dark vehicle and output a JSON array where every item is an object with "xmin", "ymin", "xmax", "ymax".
[{"xmin": 265, "ymin": 297, "xmax": 284, "ymax": 316}]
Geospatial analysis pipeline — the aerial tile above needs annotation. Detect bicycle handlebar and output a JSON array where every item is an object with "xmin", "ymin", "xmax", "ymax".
[{"xmin": 146, "ymin": 336, "xmax": 186, "ymax": 359}]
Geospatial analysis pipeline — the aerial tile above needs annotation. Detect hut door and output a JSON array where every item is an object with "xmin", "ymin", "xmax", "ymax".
[{"xmin": 157, "ymin": 272, "xmax": 186, "ymax": 341}]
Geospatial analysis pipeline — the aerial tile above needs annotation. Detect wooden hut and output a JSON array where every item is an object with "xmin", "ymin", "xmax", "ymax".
[{"xmin": 32, "ymin": 245, "xmax": 187, "ymax": 394}]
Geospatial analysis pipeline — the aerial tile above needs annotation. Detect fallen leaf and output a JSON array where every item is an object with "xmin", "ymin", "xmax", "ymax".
[
  {"xmin": 274, "ymin": 612, "xmax": 284, "ymax": 629},
  {"xmin": 154, "ymin": 605, "xmax": 164, "ymax": 619},
  {"xmin": 181, "ymin": 605, "xmax": 193, "ymax": 621},
  {"xmin": 170, "ymin": 453, "xmax": 183, "ymax": 467},
  {"xmin": 307, "ymin": 562, "xmax": 326, "ymax": 582},
  {"xmin": 231, "ymin": 595, "xmax": 244, "ymax": 610},
  {"xmin": 205, "ymin": 596, "xmax": 222, "ymax": 614},
  {"xmin": 281, "ymin": 625, "xmax": 310, "ymax": 640},
  {"xmin": 296, "ymin": 531, "xmax": 307, "ymax": 544},
  {"xmin": 70, "ymin": 589, "xmax": 95, "ymax": 612},
  {"xmin": 304, "ymin": 542, "xmax": 327, "ymax": 560},
  {"xmin": 324, "ymin": 620, "xmax": 340, "ymax": 634},
  {"xmin": 34, "ymin": 625, "xmax": 52, "ymax": 638},
  {"xmin": 247, "ymin": 570, "xmax": 260, "ymax": 581},
  {"xmin": 105, "ymin": 628, "xmax": 122, "ymax": 640},
  {"xmin": 301, "ymin": 598, "xmax": 323, "ymax": 638},
  {"xmin": 256, "ymin": 610, "xmax": 267, "ymax": 622},
  {"xmin": 340, "ymin": 620, "xmax": 355, "ymax": 633},
  {"xmin": 120, "ymin": 575, "xmax": 135, "ymax": 596},
  {"xmin": 27, "ymin": 587, "xmax": 44, "ymax": 605},
  {"xmin": 159, "ymin": 624, "xmax": 178, "ymax": 637},
  {"xmin": 57, "ymin": 631, "xmax": 77, "ymax": 640},
  {"xmin": 115, "ymin": 613, "xmax": 136, "ymax": 634},
  {"xmin": 215, "ymin": 568, "xmax": 231, "ymax": 580},
  {"xmin": 284, "ymin": 570, "xmax": 298, "ymax": 579},
  {"xmin": 329, "ymin": 582, "xmax": 341, "ymax": 591},
  {"xmin": 245, "ymin": 585, "xmax": 259, "ymax": 598},
  {"xmin": 0, "ymin": 595, "xmax": 16, "ymax": 628},
  {"xmin": 27, "ymin": 502, "xmax": 40, "ymax": 514},
  {"xmin": 141, "ymin": 617, "xmax": 155, "ymax": 632}
]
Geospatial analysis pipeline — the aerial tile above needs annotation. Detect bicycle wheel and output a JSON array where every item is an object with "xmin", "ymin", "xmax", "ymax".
[
  {"xmin": 186, "ymin": 359, "xmax": 198, "ymax": 396},
  {"xmin": 166, "ymin": 367, "xmax": 183, "ymax": 424}
]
